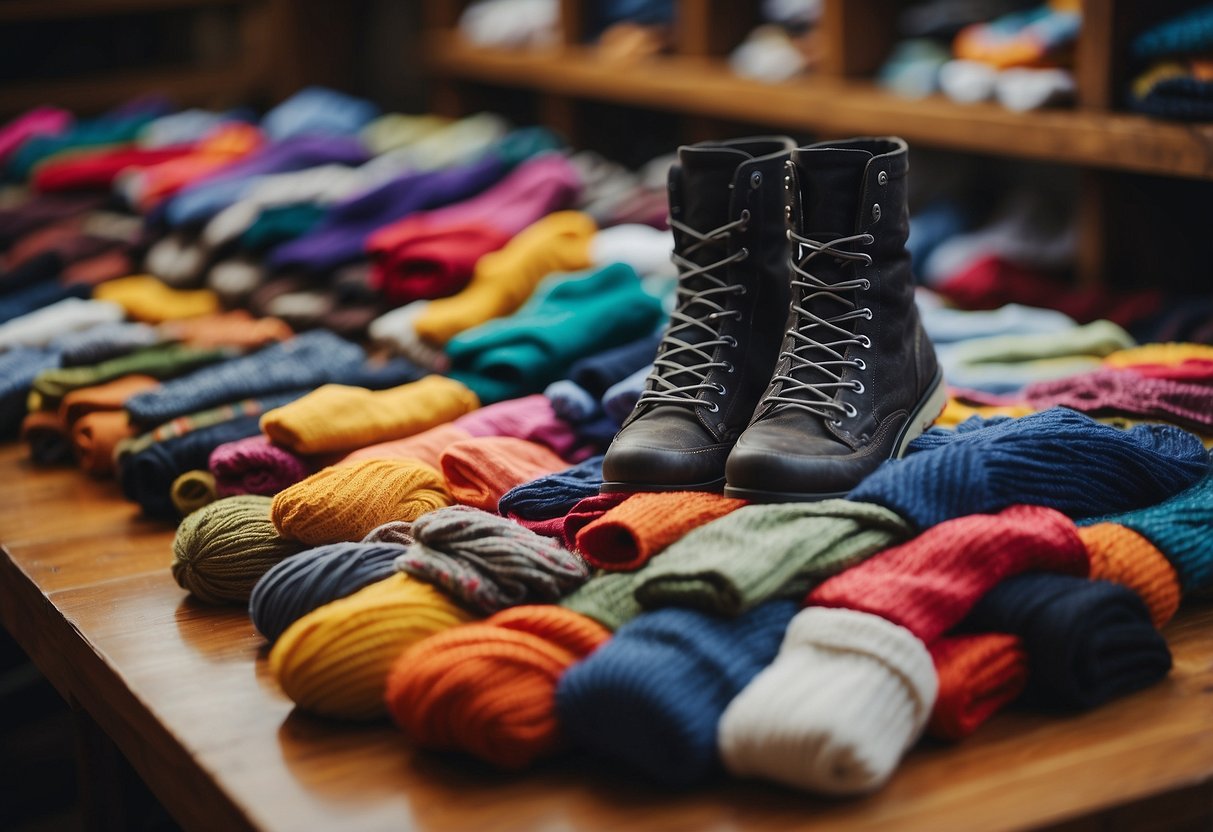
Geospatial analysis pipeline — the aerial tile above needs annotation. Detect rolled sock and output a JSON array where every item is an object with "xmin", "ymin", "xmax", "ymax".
[
  {"xmin": 59, "ymin": 374, "xmax": 160, "ymax": 426},
  {"xmin": 559, "ymin": 567, "xmax": 644, "ymax": 631},
  {"xmin": 0, "ymin": 298, "xmax": 124, "ymax": 350},
  {"xmin": 271, "ymin": 459, "xmax": 451, "ymax": 545},
  {"xmin": 385, "ymin": 605, "xmax": 610, "ymax": 770},
  {"xmin": 560, "ymin": 492, "xmax": 629, "ymax": 550},
  {"xmin": 498, "ymin": 455, "xmax": 604, "ymax": 520},
  {"xmin": 124, "ymin": 331, "xmax": 365, "ymax": 427},
  {"xmin": 249, "ymin": 541, "xmax": 407, "ymax": 643},
  {"xmin": 718, "ymin": 607, "xmax": 937, "ymax": 795},
  {"xmin": 808, "ymin": 505, "xmax": 1089, "ymax": 644},
  {"xmin": 452, "ymin": 394, "xmax": 584, "ymax": 460},
  {"xmin": 21, "ymin": 409, "xmax": 71, "ymax": 465},
  {"xmin": 72, "ymin": 410, "xmax": 133, "ymax": 475},
  {"xmin": 259, "ymin": 376, "xmax": 479, "ymax": 455},
  {"xmin": 939, "ymin": 59, "xmax": 999, "ymax": 103},
  {"xmin": 158, "ymin": 309, "xmax": 294, "ymax": 351},
  {"xmin": 545, "ymin": 380, "xmax": 598, "ymax": 423},
  {"xmin": 92, "ymin": 275, "xmax": 220, "ymax": 323},
  {"xmin": 170, "ymin": 469, "xmax": 218, "ymax": 516},
  {"xmin": 576, "ymin": 492, "xmax": 746, "ymax": 572},
  {"xmin": 340, "ymin": 422, "xmax": 472, "ymax": 468},
  {"xmin": 1024, "ymin": 368, "xmax": 1213, "ymax": 433},
  {"xmin": 961, "ymin": 574, "xmax": 1172, "ymax": 710},
  {"xmin": 370, "ymin": 221, "xmax": 512, "ymax": 305},
  {"xmin": 635, "ymin": 500, "xmax": 913, "ymax": 617},
  {"xmin": 439, "ymin": 436, "xmax": 568, "ymax": 511},
  {"xmin": 848, "ymin": 408, "xmax": 1212, "ymax": 530},
  {"xmin": 927, "ymin": 634, "xmax": 1028, "ymax": 741},
  {"xmin": 602, "ymin": 365, "xmax": 650, "ymax": 424},
  {"xmin": 269, "ymin": 574, "xmax": 474, "ymax": 720},
  {"xmin": 1077, "ymin": 524, "xmax": 1181, "ymax": 628},
  {"xmin": 588, "ymin": 224, "xmax": 673, "ymax": 275},
  {"xmin": 556, "ymin": 600, "xmax": 798, "ymax": 787},
  {"xmin": 395, "ymin": 505, "xmax": 590, "ymax": 613},
  {"xmin": 209, "ymin": 435, "xmax": 310, "ymax": 498},
  {"xmin": 53, "ymin": 321, "xmax": 162, "ymax": 366}
]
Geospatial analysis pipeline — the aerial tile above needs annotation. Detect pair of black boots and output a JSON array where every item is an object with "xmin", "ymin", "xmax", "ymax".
[{"xmin": 601, "ymin": 136, "xmax": 946, "ymax": 501}]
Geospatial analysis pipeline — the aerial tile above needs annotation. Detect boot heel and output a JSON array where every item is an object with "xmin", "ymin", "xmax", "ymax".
[{"xmin": 894, "ymin": 371, "xmax": 949, "ymax": 459}]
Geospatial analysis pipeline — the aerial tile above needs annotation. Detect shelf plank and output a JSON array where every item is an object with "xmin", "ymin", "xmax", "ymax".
[{"xmin": 425, "ymin": 36, "xmax": 1213, "ymax": 180}]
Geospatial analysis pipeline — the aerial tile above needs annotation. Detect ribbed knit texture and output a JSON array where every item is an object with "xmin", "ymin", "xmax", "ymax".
[
  {"xmin": 249, "ymin": 541, "xmax": 407, "ymax": 643},
  {"xmin": 59, "ymin": 374, "xmax": 159, "ymax": 427},
  {"xmin": 209, "ymin": 435, "xmax": 310, "ymax": 498},
  {"xmin": 259, "ymin": 375, "xmax": 479, "ymax": 455},
  {"xmin": 340, "ymin": 422, "xmax": 472, "ymax": 468},
  {"xmin": 808, "ymin": 505, "xmax": 1089, "ymax": 643},
  {"xmin": 1077, "ymin": 523, "xmax": 1181, "ymax": 627},
  {"xmin": 31, "ymin": 344, "xmax": 230, "ymax": 409},
  {"xmin": 395, "ymin": 505, "xmax": 589, "ymax": 614},
  {"xmin": 439, "ymin": 436, "xmax": 568, "ymax": 511},
  {"xmin": 498, "ymin": 455, "xmax": 604, "ymax": 520},
  {"xmin": 54, "ymin": 321, "xmax": 161, "ymax": 367},
  {"xmin": 172, "ymin": 495, "xmax": 305, "ymax": 605},
  {"xmin": 1024, "ymin": 368, "xmax": 1213, "ymax": 432},
  {"xmin": 555, "ymin": 600, "xmax": 798, "ymax": 787},
  {"xmin": 635, "ymin": 500, "xmax": 913, "ymax": 617},
  {"xmin": 271, "ymin": 459, "xmax": 451, "ymax": 545},
  {"xmin": 927, "ymin": 634, "xmax": 1028, "ymax": 741},
  {"xmin": 269, "ymin": 574, "xmax": 473, "ymax": 720},
  {"xmin": 849, "ymin": 409, "xmax": 1211, "ymax": 529},
  {"xmin": 560, "ymin": 492, "xmax": 629, "ymax": 550},
  {"xmin": 119, "ymin": 390, "xmax": 305, "ymax": 462},
  {"xmin": 559, "ymin": 569, "xmax": 643, "ymax": 631},
  {"xmin": 718, "ymin": 607, "xmax": 937, "ymax": 795},
  {"xmin": 452, "ymin": 394, "xmax": 587, "ymax": 461},
  {"xmin": 92, "ymin": 275, "xmax": 220, "ymax": 322},
  {"xmin": 170, "ymin": 469, "xmax": 218, "ymax": 516},
  {"xmin": 961, "ymin": 574, "xmax": 1172, "ymax": 710},
  {"xmin": 0, "ymin": 347, "xmax": 60, "ymax": 437},
  {"xmin": 361, "ymin": 520, "xmax": 416, "ymax": 546},
  {"xmin": 576, "ymin": 492, "xmax": 746, "ymax": 572},
  {"xmin": 385, "ymin": 605, "xmax": 610, "ymax": 769}
]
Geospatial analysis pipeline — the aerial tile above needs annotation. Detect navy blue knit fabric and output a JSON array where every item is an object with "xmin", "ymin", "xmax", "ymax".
[
  {"xmin": 1130, "ymin": 76, "xmax": 1213, "ymax": 122},
  {"xmin": 567, "ymin": 331, "xmax": 662, "ymax": 397},
  {"xmin": 497, "ymin": 455, "xmax": 605, "ymax": 520},
  {"xmin": 53, "ymin": 321, "xmax": 162, "ymax": 367},
  {"xmin": 0, "ymin": 346, "xmax": 60, "ymax": 436},
  {"xmin": 0, "ymin": 280, "xmax": 89, "ymax": 324}
]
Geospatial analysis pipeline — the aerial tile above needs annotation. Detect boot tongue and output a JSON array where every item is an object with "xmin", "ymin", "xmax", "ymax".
[
  {"xmin": 675, "ymin": 145, "xmax": 752, "ymax": 239},
  {"xmin": 793, "ymin": 147, "xmax": 873, "ymax": 237}
]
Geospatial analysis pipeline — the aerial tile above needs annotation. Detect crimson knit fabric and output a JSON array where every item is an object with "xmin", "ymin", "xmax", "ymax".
[
  {"xmin": 807, "ymin": 505, "xmax": 1089, "ymax": 644},
  {"xmin": 927, "ymin": 633, "xmax": 1028, "ymax": 741},
  {"xmin": 561, "ymin": 492, "xmax": 631, "ymax": 551},
  {"xmin": 1024, "ymin": 368, "xmax": 1213, "ymax": 433}
]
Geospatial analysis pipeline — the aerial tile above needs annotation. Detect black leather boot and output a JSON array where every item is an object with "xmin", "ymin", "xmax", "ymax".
[
  {"xmin": 724, "ymin": 137, "xmax": 946, "ymax": 501},
  {"xmin": 601, "ymin": 136, "xmax": 796, "ymax": 492}
]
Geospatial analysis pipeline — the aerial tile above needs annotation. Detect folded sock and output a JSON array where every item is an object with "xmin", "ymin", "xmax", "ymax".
[
  {"xmin": 1024, "ymin": 368, "xmax": 1213, "ymax": 433},
  {"xmin": 59, "ymin": 373, "xmax": 159, "ymax": 426},
  {"xmin": 1076, "ymin": 524, "xmax": 1181, "ymax": 628},
  {"xmin": 927, "ymin": 633, "xmax": 1028, "ymax": 741},
  {"xmin": 209, "ymin": 435, "xmax": 311, "ymax": 498},
  {"xmin": 452, "ymin": 394, "xmax": 586, "ymax": 461},
  {"xmin": 92, "ymin": 275, "xmax": 221, "ymax": 323},
  {"xmin": 71, "ymin": 410, "xmax": 133, "ymax": 475},
  {"xmin": 339, "ymin": 422, "xmax": 473, "ymax": 469},
  {"xmin": 498, "ymin": 455, "xmax": 604, "ymax": 520},
  {"xmin": 31, "ymin": 344, "xmax": 231, "ymax": 411},
  {"xmin": 602, "ymin": 365, "xmax": 650, "ymax": 424},
  {"xmin": 559, "ymin": 567, "xmax": 645, "ymax": 631},
  {"xmin": 439, "ymin": 436, "xmax": 569, "ymax": 511},
  {"xmin": 53, "ymin": 321, "xmax": 162, "ymax": 366},
  {"xmin": 158, "ymin": 309, "xmax": 294, "ymax": 351}
]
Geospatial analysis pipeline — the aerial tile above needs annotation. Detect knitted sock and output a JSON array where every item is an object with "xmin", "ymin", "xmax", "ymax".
[
  {"xmin": 118, "ymin": 391, "xmax": 305, "ymax": 462},
  {"xmin": 0, "ymin": 281, "xmax": 91, "ymax": 327},
  {"xmin": 848, "ymin": 408, "xmax": 1211, "ymax": 530},
  {"xmin": 0, "ymin": 347, "xmax": 60, "ymax": 437},
  {"xmin": 59, "ymin": 374, "xmax": 159, "ymax": 427},
  {"xmin": 385, "ymin": 605, "xmax": 610, "ymax": 770},
  {"xmin": 0, "ymin": 298, "xmax": 123, "ymax": 350},
  {"xmin": 340, "ymin": 422, "xmax": 472, "ymax": 468},
  {"xmin": 170, "ymin": 469, "xmax": 218, "ymax": 516},
  {"xmin": 271, "ymin": 459, "xmax": 451, "ymax": 545},
  {"xmin": 1024, "ymin": 368, "xmax": 1213, "ymax": 433},
  {"xmin": 372, "ymin": 221, "xmax": 513, "ymax": 305},
  {"xmin": 545, "ymin": 380, "xmax": 599, "ymax": 423},
  {"xmin": 396, "ymin": 505, "xmax": 589, "ymax": 614},
  {"xmin": 158, "ymin": 309, "xmax": 293, "ymax": 351},
  {"xmin": 0, "ymin": 106, "xmax": 71, "ymax": 168},
  {"xmin": 71, "ymin": 410, "xmax": 134, "ymax": 476},
  {"xmin": 54, "ymin": 321, "xmax": 162, "ymax": 367},
  {"xmin": 1105, "ymin": 343, "xmax": 1213, "ymax": 369},
  {"xmin": 172, "ymin": 495, "xmax": 304, "ymax": 604},
  {"xmin": 498, "ymin": 455, "xmax": 604, "ymax": 520},
  {"xmin": 452, "ymin": 394, "xmax": 586, "ymax": 461},
  {"xmin": 209, "ymin": 435, "xmax": 310, "ymax": 498},
  {"xmin": 635, "ymin": 501, "xmax": 913, "ymax": 617},
  {"xmin": 564, "ymin": 330, "xmax": 663, "ymax": 397},
  {"xmin": 31, "ymin": 344, "xmax": 231, "ymax": 411},
  {"xmin": 439, "ymin": 436, "xmax": 568, "ymax": 511},
  {"xmin": 559, "ymin": 569, "xmax": 644, "ymax": 631},
  {"xmin": 1077, "ymin": 524, "xmax": 1181, "ymax": 628},
  {"xmin": 576, "ymin": 492, "xmax": 746, "ymax": 572},
  {"xmin": 961, "ymin": 574, "xmax": 1172, "ymax": 710},
  {"xmin": 362, "ymin": 520, "xmax": 416, "ymax": 546},
  {"xmin": 21, "ymin": 409, "xmax": 71, "ymax": 465},
  {"xmin": 718, "ymin": 607, "xmax": 937, "ymax": 795},
  {"xmin": 269, "ymin": 574, "xmax": 473, "ymax": 720},
  {"xmin": 250, "ymin": 541, "xmax": 407, "ymax": 643},
  {"xmin": 927, "ymin": 633, "xmax": 1028, "ymax": 741},
  {"xmin": 92, "ymin": 275, "xmax": 220, "ymax": 323},
  {"xmin": 561, "ymin": 492, "xmax": 629, "ymax": 551},
  {"xmin": 601, "ymin": 365, "xmax": 650, "ymax": 424},
  {"xmin": 808, "ymin": 505, "xmax": 1088, "ymax": 643}
]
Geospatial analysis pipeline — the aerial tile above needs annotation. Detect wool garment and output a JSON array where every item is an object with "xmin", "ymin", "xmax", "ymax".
[
  {"xmin": 249, "ymin": 541, "xmax": 407, "ymax": 643},
  {"xmin": 21, "ymin": 409, "xmax": 71, "ymax": 465},
  {"xmin": 376, "ymin": 222, "xmax": 514, "ymax": 305},
  {"xmin": 565, "ymin": 330, "xmax": 663, "ymax": 397},
  {"xmin": 170, "ymin": 469, "xmax": 218, "ymax": 516},
  {"xmin": 601, "ymin": 365, "xmax": 650, "ymax": 424},
  {"xmin": 927, "ymin": 634, "xmax": 1028, "ymax": 741},
  {"xmin": 560, "ymin": 492, "xmax": 630, "ymax": 551},
  {"xmin": 158, "ymin": 309, "xmax": 293, "ymax": 351},
  {"xmin": 439, "ymin": 436, "xmax": 568, "ymax": 511},
  {"xmin": 1077, "ymin": 524, "xmax": 1181, "ymax": 628},
  {"xmin": 0, "ymin": 347, "xmax": 61, "ymax": 437},
  {"xmin": 33, "ymin": 144, "xmax": 193, "ymax": 192},
  {"xmin": 376, "ymin": 112, "xmax": 511, "ymax": 171},
  {"xmin": 241, "ymin": 203, "xmax": 325, "ymax": 250},
  {"xmin": 269, "ymin": 574, "xmax": 473, "ymax": 720},
  {"xmin": 123, "ymin": 331, "xmax": 364, "ymax": 428},
  {"xmin": 413, "ymin": 211, "xmax": 597, "ymax": 347},
  {"xmin": 71, "ymin": 410, "xmax": 132, "ymax": 475},
  {"xmin": 576, "ymin": 492, "xmax": 745, "ymax": 573},
  {"xmin": 63, "ymin": 248, "xmax": 135, "ymax": 288},
  {"xmin": 718, "ymin": 607, "xmax": 937, "ymax": 795},
  {"xmin": 935, "ymin": 397, "xmax": 1035, "ymax": 429},
  {"xmin": 1104, "ymin": 343, "xmax": 1213, "ymax": 369},
  {"xmin": 89, "ymin": 275, "xmax": 218, "ymax": 323},
  {"xmin": 556, "ymin": 600, "xmax": 796, "ymax": 787},
  {"xmin": 498, "ymin": 455, "xmax": 604, "ymax": 520},
  {"xmin": 271, "ymin": 459, "xmax": 451, "ymax": 545},
  {"xmin": 917, "ymin": 298, "xmax": 1077, "ymax": 345},
  {"xmin": 1130, "ymin": 359, "xmax": 1213, "ymax": 383},
  {"xmin": 0, "ymin": 281, "xmax": 91, "ymax": 326},
  {"xmin": 635, "ymin": 500, "xmax": 914, "ymax": 617},
  {"xmin": 1024, "ymin": 368, "xmax": 1213, "ymax": 433},
  {"xmin": 451, "ymin": 393, "xmax": 587, "ymax": 461},
  {"xmin": 0, "ymin": 106, "xmax": 71, "ymax": 167},
  {"xmin": 849, "ymin": 408, "xmax": 1211, "ymax": 530},
  {"xmin": 121, "ymin": 122, "xmax": 264, "ymax": 210},
  {"xmin": 448, "ymin": 263, "xmax": 664, "ymax": 403},
  {"xmin": 118, "ymin": 390, "xmax": 305, "ymax": 462},
  {"xmin": 362, "ymin": 520, "xmax": 415, "ymax": 545},
  {"xmin": 397, "ymin": 505, "xmax": 589, "ymax": 614},
  {"xmin": 0, "ymin": 193, "xmax": 104, "ymax": 248},
  {"xmin": 53, "ymin": 321, "xmax": 162, "ymax": 367},
  {"xmin": 59, "ymin": 374, "xmax": 159, "ymax": 427},
  {"xmin": 8, "ymin": 108, "xmax": 160, "ymax": 180},
  {"xmin": 340, "ymin": 422, "xmax": 472, "ymax": 469},
  {"xmin": 367, "ymin": 302, "xmax": 446, "ymax": 370},
  {"xmin": 559, "ymin": 568, "xmax": 644, "ymax": 632},
  {"xmin": 544, "ymin": 380, "xmax": 599, "ymax": 423},
  {"xmin": 259, "ymin": 376, "xmax": 478, "ymax": 455},
  {"xmin": 0, "ymin": 252, "xmax": 62, "ymax": 297},
  {"xmin": 208, "ymin": 435, "xmax": 310, "ymax": 498},
  {"xmin": 0, "ymin": 298, "xmax": 123, "ymax": 351},
  {"xmin": 385, "ymin": 605, "xmax": 610, "ymax": 770},
  {"xmin": 962, "ymin": 574, "xmax": 1172, "ymax": 710},
  {"xmin": 4, "ymin": 221, "xmax": 106, "ymax": 270},
  {"xmin": 809, "ymin": 505, "xmax": 1088, "ymax": 644}
]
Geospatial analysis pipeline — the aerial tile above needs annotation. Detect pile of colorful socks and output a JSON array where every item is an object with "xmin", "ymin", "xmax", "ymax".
[{"xmin": 1128, "ymin": 5, "xmax": 1213, "ymax": 120}]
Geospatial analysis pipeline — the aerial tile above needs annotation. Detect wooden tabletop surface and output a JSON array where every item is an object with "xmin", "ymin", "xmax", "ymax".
[{"xmin": 2, "ymin": 440, "xmax": 1212, "ymax": 832}]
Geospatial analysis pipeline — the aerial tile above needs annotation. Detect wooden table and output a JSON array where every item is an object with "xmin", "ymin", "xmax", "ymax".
[{"xmin": 2, "ymin": 440, "xmax": 1212, "ymax": 832}]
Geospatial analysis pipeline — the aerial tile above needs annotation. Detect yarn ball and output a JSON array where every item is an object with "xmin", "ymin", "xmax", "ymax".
[
  {"xmin": 170, "ymin": 469, "xmax": 218, "ymax": 517},
  {"xmin": 172, "ymin": 495, "xmax": 305, "ymax": 605}
]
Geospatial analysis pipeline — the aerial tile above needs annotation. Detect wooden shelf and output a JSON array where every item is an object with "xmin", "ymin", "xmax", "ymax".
[{"xmin": 425, "ymin": 34, "xmax": 1213, "ymax": 181}]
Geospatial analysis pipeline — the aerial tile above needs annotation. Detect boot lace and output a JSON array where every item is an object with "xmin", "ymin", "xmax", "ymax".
[
  {"xmin": 636, "ymin": 212, "xmax": 750, "ymax": 414},
  {"xmin": 762, "ymin": 228, "xmax": 874, "ymax": 421}
]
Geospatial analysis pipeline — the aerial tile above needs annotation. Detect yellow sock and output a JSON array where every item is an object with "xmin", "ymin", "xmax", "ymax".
[
  {"xmin": 1103, "ymin": 343, "xmax": 1213, "ymax": 369},
  {"xmin": 94, "ymin": 275, "xmax": 221, "ymax": 322}
]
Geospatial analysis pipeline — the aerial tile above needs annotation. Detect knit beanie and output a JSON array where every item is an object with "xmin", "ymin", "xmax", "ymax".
[
  {"xmin": 0, "ymin": 298, "xmax": 123, "ymax": 350},
  {"xmin": 249, "ymin": 541, "xmax": 407, "ymax": 643},
  {"xmin": 808, "ymin": 505, "xmax": 1089, "ymax": 644},
  {"xmin": 498, "ymin": 455, "xmax": 604, "ymax": 520},
  {"xmin": 172, "ymin": 495, "xmax": 305, "ymax": 604},
  {"xmin": 59, "ymin": 374, "xmax": 159, "ymax": 427},
  {"xmin": 849, "ymin": 409, "xmax": 1211, "ymax": 530},
  {"xmin": 269, "ymin": 574, "xmax": 473, "ymax": 720},
  {"xmin": 927, "ymin": 634, "xmax": 1028, "ymax": 741},
  {"xmin": 452, "ymin": 394, "xmax": 587, "ymax": 461},
  {"xmin": 209, "ymin": 434, "xmax": 310, "ymax": 498},
  {"xmin": 718, "ymin": 607, "xmax": 937, "ymax": 795},
  {"xmin": 340, "ymin": 422, "xmax": 472, "ymax": 468},
  {"xmin": 259, "ymin": 376, "xmax": 478, "ymax": 456},
  {"xmin": 576, "ymin": 492, "xmax": 746, "ymax": 572},
  {"xmin": 395, "ymin": 505, "xmax": 589, "ymax": 614},
  {"xmin": 92, "ymin": 275, "xmax": 221, "ymax": 323},
  {"xmin": 385, "ymin": 605, "xmax": 610, "ymax": 769},
  {"xmin": 170, "ymin": 469, "xmax": 218, "ymax": 516},
  {"xmin": 439, "ymin": 436, "xmax": 568, "ymax": 511},
  {"xmin": 961, "ymin": 574, "xmax": 1172, "ymax": 710},
  {"xmin": 1077, "ymin": 524, "xmax": 1181, "ymax": 628},
  {"xmin": 71, "ymin": 410, "xmax": 134, "ymax": 476},
  {"xmin": 635, "ymin": 500, "xmax": 913, "ymax": 617},
  {"xmin": 555, "ymin": 600, "xmax": 798, "ymax": 787},
  {"xmin": 271, "ymin": 459, "xmax": 451, "ymax": 545},
  {"xmin": 53, "ymin": 321, "xmax": 162, "ymax": 367}
]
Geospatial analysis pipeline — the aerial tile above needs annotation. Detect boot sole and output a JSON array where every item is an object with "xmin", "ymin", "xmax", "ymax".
[
  {"xmin": 722, "ymin": 370, "xmax": 949, "ymax": 503},
  {"xmin": 599, "ymin": 476, "xmax": 727, "ymax": 495}
]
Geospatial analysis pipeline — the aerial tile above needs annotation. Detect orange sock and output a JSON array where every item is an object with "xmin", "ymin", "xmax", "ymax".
[
  {"xmin": 159, "ymin": 309, "xmax": 293, "ymax": 351},
  {"xmin": 59, "ymin": 373, "xmax": 159, "ymax": 426},
  {"xmin": 439, "ymin": 436, "xmax": 568, "ymax": 511},
  {"xmin": 340, "ymin": 422, "xmax": 473, "ymax": 469},
  {"xmin": 928, "ymin": 633, "xmax": 1028, "ymax": 741},
  {"xmin": 576, "ymin": 492, "xmax": 747, "ymax": 571},
  {"xmin": 72, "ymin": 410, "xmax": 135, "ymax": 476},
  {"xmin": 1077, "ymin": 523, "xmax": 1181, "ymax": 628}
]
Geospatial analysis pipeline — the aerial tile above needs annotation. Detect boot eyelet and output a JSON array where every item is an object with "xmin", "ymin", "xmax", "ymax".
[
  {"xmin": 724, "ymin": 335, "xmax": 738, "ymax": 348},
  {"xmin": 750, "ymin": 171, "xmax": 763, "ymax": 189},
  {"xmin": 852, "ymin": 381, "xmax": 865, "ymax": 394},
  {"xmin": 858, "ymin": 335, "xmax": 871, "ymax": 348},
  {"xmin": 863, "ymin": 234, "xmax": 875, "ymax": 246},
  {"xmin": 853, "ymin": 358, "xmax": 866, "ymax": 370},
  {"xmin": 739, "ymin": 209, "xmax": 751, "ymax": 227},
  {"xmin": 871, "ymin": 204, "xmax": 882, "ymax": 223},
  {"xmin": 737, "ymin": 247, "xmax": 750, "ymax": 261},
  {"xmin": 844, "ymin": 403, "xmax": 858, "ymax": 418},
  {"xmin": 724, "ymin": 361, "xmax": 735, "ymax": 373},
  {"xmin": 712, "ymin": 382, "xmax": 727, "ymax": 394},
  {"xmin": 860, "ymin": 279, "xmax": 871, "ymax": 290},
  {"xmin": 862, "ymin": 307, "xmax": 873, "ymax": 319},
  {"xmin": 706, "ymin": 402, "xmax": 720, "ymax": 413},
  {"xmin": 878, "ymin": 171, "xmax": 888, "ymax": 186},
  {"xmin": 734, "ymin": 285, "xmax": 748, "ymax": 296}
]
